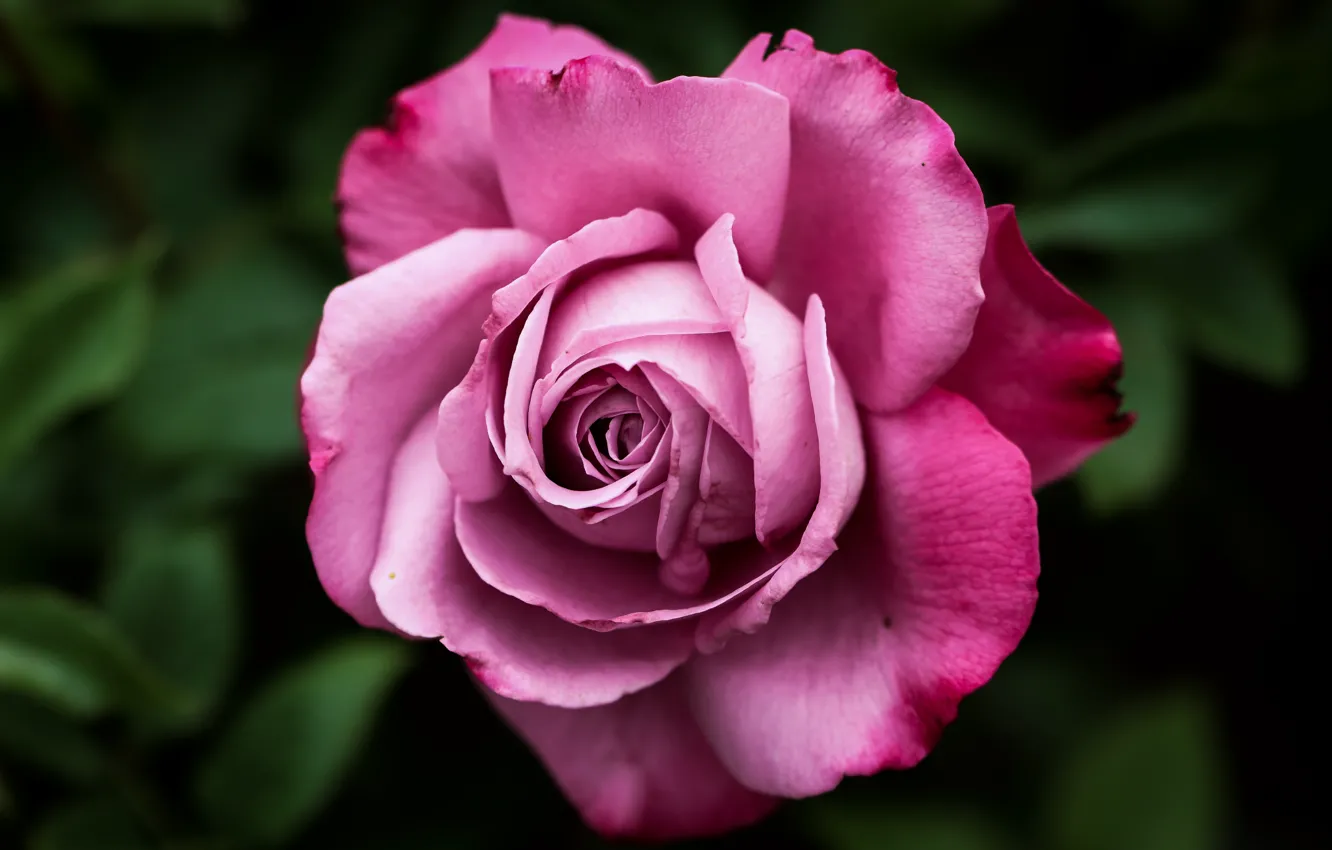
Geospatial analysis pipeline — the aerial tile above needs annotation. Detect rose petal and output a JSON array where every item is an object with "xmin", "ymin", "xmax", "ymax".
[
  {"xmin": 695, "ymin": 294, "xmax": 866, "ymax": 649},
  {"xmin": 941, "ymin": 205, "xmax": 1133, "ymax": 485},
  {"xmin": 367, "ymin": 415, "xmax": 694, "ymax": 708},
  {"xmin": 505, "ymin": 303, "xmax": 670, "ymax": 514},
  {"xmin": 503, "ymin": 332, "xmax": 750, "ymax": 531},
  {"xmin": 654, "ymin": 405, "xmax": 710, "ymax": 561},
  {"xmin": 724, "ymin": 32, "xmax": 987, "ymax": 412},
  {"xmin": 455, "ymin": 484, "xmax": 673, "ymax": 625},
  {"xmin": 491, "ymin": 55, "xmax": 790, "ymax": 280},
  {"xmin": 537, "ymin": 487, "xmax": 665, "ymax": 552},
  {"xmin": 695, "ymin": 422, "xmax": 758, "ymax": 547},
  {"xmin": 486, "ymin": 673, "xmax": 776, "ymax": 841},
  {"xmin": 438, "ymin": 209, "xmax": 679, "ymax": 502},
  {"xmin": 455, "ymin": 483, "xmax": 777, "ymax": 629},
  {"xmin": 546, "ymin": 386, "xmax": 620, "ymax": 486},
  {"xmin": 537, "ymin": 260, "xmax": 728, "ymax": 377},
  {"xmin": 302, "ymin": 228, "xmax": 547, "ymax": 626},
  {"xmin": 695, "ymin": 215, "xmax": 819, "ymax": 543},
  {"xmin": 337, "ymin": 14, "xmax": 649, "ymax": 274},
  {"xmin": 688, "ymin": 389, "xmax": 1039, "ymax": 796},
  {"xmin": 544, "ymin": 373, "xmax": 667, "ymax": 491},
  {"xmin": 566, "ymin": 335, "xmax": 752, "ymax": 448}
]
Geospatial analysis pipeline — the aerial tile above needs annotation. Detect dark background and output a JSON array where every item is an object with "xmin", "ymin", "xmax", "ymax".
[{"xmin": 1, "ymin": 0, "xmax": 1326, "ymax": 848}]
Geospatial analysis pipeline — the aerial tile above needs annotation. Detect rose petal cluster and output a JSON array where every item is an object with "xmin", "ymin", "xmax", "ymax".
[{"xmin": 301, "ymin": 14, "xmax": 1131, "ymax": 840}]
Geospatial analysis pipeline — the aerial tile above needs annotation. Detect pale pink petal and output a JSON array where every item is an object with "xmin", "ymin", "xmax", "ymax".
[
  {"xmin": 545, "ymin": 384, "xmax": 660, "ymax": 486},
  {"xmin": 437, "ymin": 339, "xmax": 507, "ymax": 500},
  {"xmin": 724, "ymin": 32, "xmax": 987, "ymax": 412},
  {"xmin": 538, "ymin": 369, "xmax": 674, "ymax": 551},
  {"xmin": 302, "ymin": 228, "xmax": 546, "ymax": 626},
  {"xmin": 941, "ymin": 205, "xmax": 1133, "ymax": 485},
  {"xmin": 491, "ymin": 56, "xmax": 790, "ymax": 280},
  {"xmin": 455, "ymin": 483, "xmax": 777, "ymax": 630},
  {"xmin": 537, "ymin": 260, "xmax": 728, "ymax": 377},
  {"xmin": 537, "ymin": 489, "xmax": 665, "ymax": 552},
  {"xmin": 504, "ymin": 332, "xmax": 749, "ymax": 528},
  {"xmin": 338, "ymin": 14, "xmax": 649, "ymax": 274},
  {"xmin": 575, "ymin": 335, "xmax": 752, "ymax": 448},
  {"xmin": 695, "ymin": 294, "xmax": 866, "ymax": 650},
  {"xmin": 366, "ymin": 415, "xmax": 693, "ymax": 708},
  {"xmin": 487, "ymin": 209, "xmax": 680, "ymax": 337},
  {"xmin": 455, "ymin": 483, "xmax": 670, "ymax": 626},
  {"xmin": 545, "ymin": 386, "xmax": 618, "ymax": 487},
  {"xmin": 505, "ymin": 314, "xmax": 666, "ymax": 514},
  {"xmin": 688, "ymin": 389, "xmax": 1039, "ymax": 796},
  {"xmin": 695, "ymin": 215, "xmax": 819, "ymax": 543},
  {"xmin": 695, "ymin": 423, "xmax": 758, "ymax": 547},
  {"xmin": 486, "ymin": 674, "xmax": 777, "ymax": 840},
  {"xmin": 654, "ymin": 405, "xmax": 710, "ymax": 565},
  {"xmin": 438, "ymin": 209, "xmax": 679, "ymax": 502}
]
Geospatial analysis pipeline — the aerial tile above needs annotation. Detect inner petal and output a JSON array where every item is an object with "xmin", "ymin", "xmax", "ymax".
[
  {"xmin": 542, "ymin": 368, "xmax": 670, "ymax": 494},
  {"xmin": 610, "ymin": 413, "xmax": 642, "ymax": 458},
  {"xmin": 583, "ymin": 407, "xmax": 655, "ymax": 480}
]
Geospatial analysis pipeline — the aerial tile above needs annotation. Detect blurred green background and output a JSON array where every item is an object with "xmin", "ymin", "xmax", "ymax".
[{"xmin": 0, "ymin": 0, "xmax": 1326, "ymax": 847}]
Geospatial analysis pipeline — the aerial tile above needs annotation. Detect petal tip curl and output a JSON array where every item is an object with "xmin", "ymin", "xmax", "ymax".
[{"xmin": 943, "ymin": 204, "xmax": 1133, "ymax": 485}]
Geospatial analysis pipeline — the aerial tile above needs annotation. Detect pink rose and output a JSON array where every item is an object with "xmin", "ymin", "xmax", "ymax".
[{"xmin": 300, "ymin": 14, "xmax": 1131, "ymax": 841}]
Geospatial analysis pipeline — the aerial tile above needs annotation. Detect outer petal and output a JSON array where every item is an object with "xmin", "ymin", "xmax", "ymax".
[
  {"xmin": 338, "ymin": 14, "xmax": 649, "ymax": 274},
  {"xmin": 688, "ymin": 389, "xmax": 1039, "ymax": 797},
  {"xmin": 491, "ymin": 56, "xmax": 791, "ymax": 280},
  {"xmin": 941, "ymin": 205, "xmax": 1133, "ymax": 485},
  {"xmin": 368, "ymin": 417, "xmax": 694, "ymax": 708},
  {"xmin": 695, "ymin": 294, "xmax": 865, "ymax": 650},
  {"xmin": 302, "ymin": 228, "xmax": 547, "ymax": 626},
  {"xmin": 695, "ymin": 215, "xmax": 820, "ymax": 543},
  {"xmin": 485, "ymin": 673, "xmax": 777, "ymax": 841},
  {"xmin": 724, "ymin": 32, "xmax": 987, "ymax": 412}
]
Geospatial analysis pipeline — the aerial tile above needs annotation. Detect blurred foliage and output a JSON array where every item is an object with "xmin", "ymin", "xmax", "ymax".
[{"xmin": 0, "ymin": 0, "xmax": 1325, "ymax": 848}]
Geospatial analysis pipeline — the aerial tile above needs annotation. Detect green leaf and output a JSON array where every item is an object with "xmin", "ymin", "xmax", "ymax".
[
  {"xmin": 1078, "ymin": 285, "xmax": 1186, "ymax": 513},
  {"xmin": 1168, "ymin": 246, "xmax": 1305, "ymax": 386},
  {"xmin": 103, "ymin": 520, "xmax": 241, "ymax": 726},
  {"xmin": 0, "ymin": 239, "xmax": 160, "ymax": 471},
  {"xmin": 195, "ymin": 638, "xmax": 411, "ymax": 846},
  {"xmin": 1044, "ymin": 691, "xmax": 1225, "ymax": 850},
  {"xmin": 112, "ymin": 243, "xmax": 325, "ymax": 467},
  {"xmin": 0, "ymin": 640, "xmax": 104, "ymax": 717},
  {"xmin": 28, "ymin": 797, "xmax": 151, "ymax": 850},
  {"xmin": 806, "ymin": 801, "xmax": 1015, "ymax": 850},
  {"xmin": 0, "ymin": 694, "xmax": 104, "ymax": 782},
  {"xmin": 1018, "ymin": 168, "xmax": 1262, "ymax": 252},
  {"xmin": 0, "ymin": 588, "xmax": 185, "ymax": 722}
]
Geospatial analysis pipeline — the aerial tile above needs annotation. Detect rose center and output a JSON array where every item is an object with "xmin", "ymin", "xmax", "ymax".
[
  {"xmin": 542, "ymin": 368, "xmax": 669, "ymax": 492},
  {"xmin": 585, "ymin": 411, "xmax": 648, "ymax": 478}
]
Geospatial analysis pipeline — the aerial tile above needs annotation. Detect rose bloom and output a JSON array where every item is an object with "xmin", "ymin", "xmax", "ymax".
[{"xmin": 300, "ymin": 14, "xmax": 1131, "ymax": 841}]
